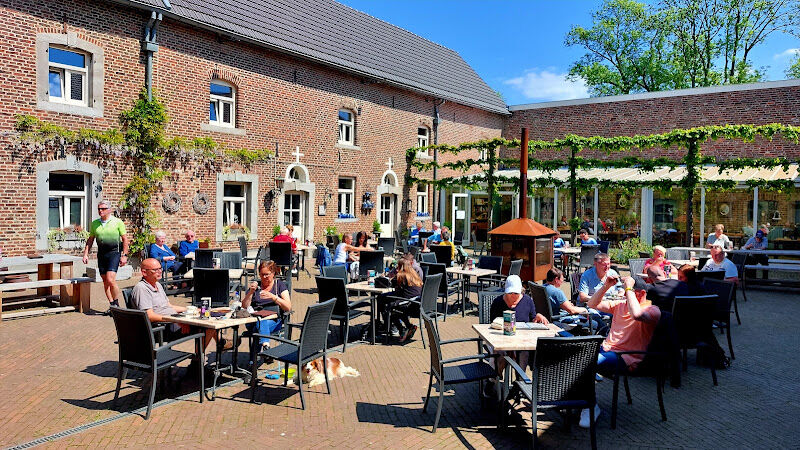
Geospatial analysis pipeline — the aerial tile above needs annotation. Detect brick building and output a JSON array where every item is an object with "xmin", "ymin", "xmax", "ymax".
[{"xmin": 0, "ymin": 0, "xmax": 507, "ymax": 256}]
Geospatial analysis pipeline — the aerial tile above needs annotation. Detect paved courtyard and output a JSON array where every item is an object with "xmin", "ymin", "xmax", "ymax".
[{"xmin": 1, "ymin": 261, "xmax": 799, "ymax": 449}]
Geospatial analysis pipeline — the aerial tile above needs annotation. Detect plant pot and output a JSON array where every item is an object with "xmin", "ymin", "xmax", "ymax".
[{"xmin": 199, "ymin": 241, "xmax": 210, "ymax": 249}]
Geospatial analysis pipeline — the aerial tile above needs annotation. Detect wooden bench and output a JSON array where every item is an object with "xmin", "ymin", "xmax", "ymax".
[{"xmin": 1, "ymin": 277, "xmax": 93, "ymax": 320}]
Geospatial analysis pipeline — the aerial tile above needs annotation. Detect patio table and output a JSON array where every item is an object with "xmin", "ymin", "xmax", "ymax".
[
  {"xmin": 296, "ymin": 244, "xmax": 313, "ymax": 274},
  {"xmin": 472, "ymin": 323, "xmax": 560, "ymax": 352},
  {"xmin": 446, "ymin": 266, "xmax": 497, "ymax": 309},
  {"xmin": 161, "ymin": 310, "xmax": 274, "ymax": 399},
  {"xmin": 345, "ymin": 280, "xmax": 392, "ymax": 345}
]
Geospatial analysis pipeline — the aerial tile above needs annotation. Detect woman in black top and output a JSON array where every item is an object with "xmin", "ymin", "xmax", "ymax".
[
  {"xmin": 377, "ymin": 258, "xmax": 422, "ymax": 342},
  {"xmin": 243, "ymin": 260, "xmax": 292, "ymax": 350}
]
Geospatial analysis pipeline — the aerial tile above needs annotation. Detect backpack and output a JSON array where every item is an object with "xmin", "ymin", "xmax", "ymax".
[
  {"xmin": 316, "ymin": 244, "xmax": 332, "ymax": 268},
  {"xmin": 455, "ymin": 245, "xmax": 469, "ymax": 265}
]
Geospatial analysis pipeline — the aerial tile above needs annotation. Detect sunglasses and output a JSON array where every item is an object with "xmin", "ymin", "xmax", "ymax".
[{"xmin": 98, "ymin": 207, "xmax": 109, "ymax": 211}]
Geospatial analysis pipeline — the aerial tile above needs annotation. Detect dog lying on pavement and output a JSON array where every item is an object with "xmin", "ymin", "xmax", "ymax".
[{"xmin": 289, "ymin": 357, "xmax": 360, "ymax": 387}]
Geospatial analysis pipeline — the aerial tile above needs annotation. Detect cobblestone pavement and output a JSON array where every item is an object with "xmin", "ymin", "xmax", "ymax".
[{"xmin": 1, "ymin": 262, "xmax": 799, "ymax": 449}]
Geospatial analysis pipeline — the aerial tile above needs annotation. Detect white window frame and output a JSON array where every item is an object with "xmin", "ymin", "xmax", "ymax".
[
  {"xmin": 338, "ymin": 177, "xmax": 355, "ymax": 216},
  {"xmin": 417, "ymin": 126, "xmax": 430, "ymax": 158},
  {"xmin": 337, "ymin": 109, "xmax": 354, "ymax": 145},
  {"xmin": 222, "ymin": 182, "xmax": 247, "ymax": 226},
  {"xmin": 416, "ymin": 184, "xmax": 428, "ymax": 214},
  {"xmin": 47, "ymin": 172, "xmax": 88, "ymax": 229},
  {"xmin": 48, "ymin": 47, "xmax": 89, "ymax": 106},
  {"xmin": 210, "ymin": 81, "xmax": 236, "ymax": 128}
]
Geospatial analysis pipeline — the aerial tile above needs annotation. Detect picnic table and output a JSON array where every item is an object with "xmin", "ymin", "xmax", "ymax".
[
  {"xmin": 161, "ymin": 310, "xmax": 275, "ymax": 399},
  {"xmin": 0, "ymin": 254, "xmax": 91, "ymax": 319},
  {"xmin": 472, "ymin": 323, "xmax": 561, "ymax": 351},
  {"xmin": 345, "ymin": 280, "xmax": 392, "ymax": 345}
]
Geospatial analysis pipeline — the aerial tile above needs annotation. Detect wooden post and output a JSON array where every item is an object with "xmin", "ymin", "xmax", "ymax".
[{"xmin": 520, "ymin": 128, "xmax": 529, "ymax": 219}]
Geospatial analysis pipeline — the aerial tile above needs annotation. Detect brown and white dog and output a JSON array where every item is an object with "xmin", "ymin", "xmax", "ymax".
[{"xmin": 293, "ymin": 357, "xmax": 360, "ymax": 387}]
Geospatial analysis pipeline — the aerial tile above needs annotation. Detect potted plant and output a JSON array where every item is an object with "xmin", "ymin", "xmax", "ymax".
[
  {"xmin": 372, "ymin": 220, "xmax": 382, "ymax": 237},
  {"xmin": 272, "ymin": 225, "xmax": 282, "ymax": 237},
  {"xmin": 47, "ymin": 225, "xmax": 90, "ymax": 252},
  {"xmin": 568, "ymin": 216, "xmax": 582, "ymax": 245},
  {"xmin": 324, "ymin": 225, "xmax": 338, "ymax": 249},
  {"xmin": 222, "ymin": 223, "xmax": 251, "ymax": 241},
  {"xmin": 198, "ymin": 237, "xmax": 211, "ymax": 249}
]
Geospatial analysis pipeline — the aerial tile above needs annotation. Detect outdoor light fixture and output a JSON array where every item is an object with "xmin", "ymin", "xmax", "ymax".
[{"xmin": 405, "ymin": 198, "xmax": 413, "ymax": 213}]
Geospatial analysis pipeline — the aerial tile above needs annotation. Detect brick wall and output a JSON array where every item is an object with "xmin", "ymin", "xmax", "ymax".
[
  {"xmin": 0, "ymin": 0, "xmax": 503, "ymax": 256},
  {"xmin": 503, "ymin": 84, "xmax": 800, "ymax": 161}
]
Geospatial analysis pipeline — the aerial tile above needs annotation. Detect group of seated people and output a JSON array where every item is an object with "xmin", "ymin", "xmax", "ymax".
[{"xmin": 148, "ymin": 230, "xmax": 200, "ymax": 275}]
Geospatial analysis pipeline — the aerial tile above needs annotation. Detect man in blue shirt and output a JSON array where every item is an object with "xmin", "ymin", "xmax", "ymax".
[
  {"xmin": 427, "ymin": 221, "xmax": 442, "ymax": 244},
  {"xmin": 578, "ymin": 252, "xmax": 621, "ymax": 304},
  {"xmin": 544, "ymin": 268, "xmax": 608, "ymax": 335},
  {"xmin": 743, "ymin": 229, "xmax": 769, "ymax": 279},
  {"xmin": 178, "ymin": 230, "xmax": 199, "ymax": 258},
  {"xmin": 408, "ymin": 221, "xmax": 425, "ymax": 245}
]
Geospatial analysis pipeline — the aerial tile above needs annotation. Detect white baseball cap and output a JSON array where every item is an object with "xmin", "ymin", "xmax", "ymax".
[{"xmin": 504, "ymin": 275, "xmax": 523, "ymax": 294}]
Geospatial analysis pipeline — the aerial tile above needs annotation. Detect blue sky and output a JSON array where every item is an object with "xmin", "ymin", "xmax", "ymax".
[{"xmin": 338, "ymin": 0, "xmax": 800, "ymax": 106}]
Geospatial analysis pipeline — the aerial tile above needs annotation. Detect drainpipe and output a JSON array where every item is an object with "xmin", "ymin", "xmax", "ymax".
[
  {"xmin": 433, "ymin": 99, "xmax": 445, "ymax": 222},
  {"xmin": 142, "ymin": 11, "xmax": 162, "ymax": 100}
]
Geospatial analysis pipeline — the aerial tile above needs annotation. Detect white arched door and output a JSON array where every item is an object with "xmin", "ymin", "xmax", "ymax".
[
  {"xmin": 379, "ymin": 194, "xmax": 395, "ymax": 238},
  {"xmin": 283, "ymin": 191, "xmax": 306, "ymax": 242}
]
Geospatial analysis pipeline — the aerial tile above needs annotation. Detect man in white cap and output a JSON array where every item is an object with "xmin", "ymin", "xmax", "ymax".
[
  {"xmin": 700, "ymin": 241, "xmax": 739, "ymax": 283},
  {"xmin": 484, "ymin": 275, "xmax": 549, "ymax": 395}
]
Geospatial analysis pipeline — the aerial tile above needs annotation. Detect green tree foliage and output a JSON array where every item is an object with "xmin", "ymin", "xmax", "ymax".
[{"xmin": 567, "ymin": 0, "xmax": 795, "ymax": 95}]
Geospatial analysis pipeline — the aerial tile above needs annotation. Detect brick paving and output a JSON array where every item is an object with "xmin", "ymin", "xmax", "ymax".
[{"xmin": 2, "ymin": 262, "xmax": 799, "ymax": 449}]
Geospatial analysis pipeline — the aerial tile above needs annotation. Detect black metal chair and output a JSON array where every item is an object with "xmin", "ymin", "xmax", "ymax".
[
  {"xmin": 320, "ymin": 264, "xmax": 348, "ymax": 284},
  {"xmin": 699, "ymin": 278, "xmax": 737, "ymax": 359},
  {"xmin": 481, "ymin": 258, "xmax": 523, "ymax": 289},
  {"xmin": 397, "ymin": 273, "xmax": 443, "ymax": 348},
  {"xmin": 475, "ymin": 255, "xmax": 503, "ymax": 291},
  {"xmin": 672, "ymin": 295, "xmax": 720, "ymax": 386},
  {"xmin": 269, "ymin": 241, "xmax": 295, "ymax": 289},
  {"xmin": 377, "ymin": 237, "xmax": 395, "ymax": 258},
  {"xmin": 192, "ymin": 268, "xmax": 231, "ymax": 307},
  {"xmin": 527, "ymin": 281, "xmax": 554, "ymax": 322},
  {"xmin": 419, "ymin": 252, "xmax": 438, "ymax": 264},
  {"xmin": 420, "ymin": 312, "xmax": 496, "ymax": 432},
  {"xmin": 477, "ymin": 290, "xmax": 502, "ymax": 324},
  {"xmin": 503, "ymin": 336, "xmax": 604, "ymax": 449},
  {"xmin": 470, "ymin": 231, "xmax": 486, "ymax": 256},
  {"xmin": 598, "ymin": 240, "xmax": 611, "ymax": 254},
  {"xmin": 119, "ymin": 287, "xmax": 164, "ymax": 345},
  {"xmin": 429, "ymin": 244, "xmax": 453, "ymax": 267},
  {"xmin": 194, "ymin": 248, "xmax": 221, "ymax": 269},
  {"xmin": 110, "ymin": 307, "xmax": 204, "ymax": 420},
  {"xmin": 239, "ymin": 236, "xmax": 256, "ymax": 266},
  {"xmin": 314, "ymin": 276, "xmax": 372, "ymax": 352},
  {"xmin": 408, "ymin": 245, "xmax": 421, "ymax": 260},
  {"xmin": 696, "ymin": 270, "xmax": 725, "ymax": 284},
  {"xmin": 600, "ymin": 311, "xmax": 677, "ymax": 429},
  {"xmin": 453, "ymin": 231, "xmax": 464, "ymax": 247},
  {"xmin": 358, "ymin": 250, "xmax": 385, "ymax": 280},
  {"xmin": 250, "ymin": 298, "xmax": 337, "ymax": 410},
  {"xmin": 420, "ymin": 262, "xmax": 463, "ymax": 320},
  {"xmin": 572, "ymin": 245, "xmax": 599, "ymax": 274},
  {"xmin": 215, "ymin": 250, "xmax": 243, "ymax": 293},
  {"xmin": 570, "ymin": 271, "xmax": 582, "ymax": 304}
]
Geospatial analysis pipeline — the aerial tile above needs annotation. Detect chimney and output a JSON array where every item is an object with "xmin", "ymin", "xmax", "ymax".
[{"xmin": 519, "ymin": 128, "xmax": 529, "ymax": 219}]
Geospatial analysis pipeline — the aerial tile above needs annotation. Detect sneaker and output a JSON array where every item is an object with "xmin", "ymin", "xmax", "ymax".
[
  {"xmin": 390, "ymin": 325, "xmax": 401, "ymax": 337},
  {"xmin": 103, "ymin": 300, "xmax": 120, "ymax": 316},
  {"xmin": 400, "ymin": 325, "xmax": 418, "ymax": 342},
  {"xmin": 579, "ymin": 405, "xmax": 602, "ymax": 429}
]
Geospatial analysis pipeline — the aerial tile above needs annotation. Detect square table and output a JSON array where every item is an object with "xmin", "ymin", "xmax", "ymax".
[
  {"xmin": 472, "ymin": 323, "xmax": 561, "ymax": 351},
  {"xmin": 161, "ymin": 311, "xmax": 274, "ymax": 399},
  {"xmin": 446, "ymin": 266, "xmax": 497, "ymax": 311},
  {"xmin": 345, "ymin": 280, "xmax": 392, "ymax": 345}
]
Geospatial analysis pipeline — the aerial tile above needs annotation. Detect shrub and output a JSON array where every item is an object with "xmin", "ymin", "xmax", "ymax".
[{"xmin": 609, "ymin": 238, "xmax": 652, "ymax": 264}]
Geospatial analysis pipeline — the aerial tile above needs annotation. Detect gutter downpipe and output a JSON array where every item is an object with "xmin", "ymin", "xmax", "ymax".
[
  {"xmin": 142, "ymin": 11, "xmax": 162, "ymax": 100},
  {"xmin": 433, "ymin": 99, "xmax": 445, "ymax": 222}
]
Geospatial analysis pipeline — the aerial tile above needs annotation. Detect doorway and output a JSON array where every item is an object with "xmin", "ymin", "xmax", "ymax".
[
  {"xmin": 283, "ymin": 191, "xmax": 305, "ymax": 242},
  {"xmin": 452, "ymin": 193, "xmax": 468, "ymax": 244},
  {"xmin": 379, "ymin": 194, "xmax": 395, "ymax": 238}
]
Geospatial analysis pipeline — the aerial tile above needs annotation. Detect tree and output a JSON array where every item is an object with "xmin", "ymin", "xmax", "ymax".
[
  {"xmin": 786, "ymin": 53, "xmax": 800, "ymax": 78},
  {"xmin": 566, "ymin": 0, "xmax": 679, "ymax": 96},
  {"xmin": 568, "ymin": 0, "xmax": 795, "ymax": 96}
]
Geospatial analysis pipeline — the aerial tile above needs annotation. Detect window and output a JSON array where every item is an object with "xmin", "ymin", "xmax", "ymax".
[
  {"xmin": 417, "ymin": 127, "xmax": 430, "ymax": 157},
  {"xmin": 654, "ymin": 199, "xmax": 676, "ymax": 227},
  {"xmin": 48, "ymin": 47, "xmax": 88, "ymax": 105},
  {"xmin": 48, "ymin": 172, "xmax": 87, "ymax": 229},
  {"xmin": 337, "ymin": 110, "xmax": 354, "ymax": 145},
  {"xmin": 416, "ymin": 184, "xmax": 428, "ymax": 214},
  {"xmin": 338, "ymin": 177, "xmax": 355, "ymax": 216},
  {"xmin": 210, "ymin": 81, "xmax": 235, "ymax": 127},
  {"xmin": 222, "ymin": 182, "xmax": 247, "ymax": 226}
]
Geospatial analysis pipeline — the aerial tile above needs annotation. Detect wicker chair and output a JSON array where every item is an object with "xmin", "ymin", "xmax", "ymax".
[
  {"xmin": 702, "ymin": 278, "xmax": 737, "ymax": 359},
  {"xmin": 502, "ymin": 336, "xmax": 604, "ymax": 449},
  {"xmin": 672, "ymin": 295, "xmax": 721, "ymax": 386}
]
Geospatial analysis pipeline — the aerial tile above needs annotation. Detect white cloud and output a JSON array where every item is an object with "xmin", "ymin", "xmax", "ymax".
[
  {"xmin": 774, "ymin": 48, "xmax": 800, "ymax": 60},
  {"xmin": 504, "ymin": 68, "xmax": 589, "ymax": 102}
]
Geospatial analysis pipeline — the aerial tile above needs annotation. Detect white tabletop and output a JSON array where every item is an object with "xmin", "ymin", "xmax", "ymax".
[
  {"xmin": 446, "ymin": 267, "xmax": 497, "ymax": 277},
  {"xmin": 0, "ymin": 254, "xmax": 81, "ymax": 268},
  {"xmin": 472, "ymin": 323, "xmax": 560, "ymax": 351},
  {"xmin": 160, "ymin": 310, "xmax": 267, "ymax": 330},
  {"xmin": 345, "ymin": 280, "xmax": 393, "ymax": 295},
  {"xmin": 184, "ymin": 268, "xmax": 243, "ymax": 280},
  {"xmin": 557, "ymin": 247, "xmax": 581, "ymax": 255},
  {"xmin": 670, "ymin": 259, "xmax": 699, "ymax": 267}
]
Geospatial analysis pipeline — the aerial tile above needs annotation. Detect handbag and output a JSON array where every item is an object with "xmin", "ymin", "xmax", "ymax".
[{"xmin": 374, "ymin": 276, "xmax": 391, "ymax": 288}]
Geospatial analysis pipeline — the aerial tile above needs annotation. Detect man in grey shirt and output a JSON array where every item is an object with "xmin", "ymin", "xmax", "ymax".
[{"xmin": 131, "ymin": 258, "xmax": 220, "ymax": 348}]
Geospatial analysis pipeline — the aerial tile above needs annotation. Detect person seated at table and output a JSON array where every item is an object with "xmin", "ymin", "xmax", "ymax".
[
  {"xmin": 333, "ymin": 233, "xmax": 369, "ymax": 277},
  {"xmin": 272, "ymin": 227, "xmax": 297, "ymax": 253},
  {"xmin": 578, "ymin": 229, "xmax": 598, "ymax": 246},
  {"xmin": 560, "ymin": 215, "xmax": 568, "ymax": 227},
  {"xmin": 427, "ymin": 221, "xmax": 443, "ymax": 245},
  {"xmin": 131, "ymin": 258, "xmax": 223, "ymax": 351},
  {"xmin": 553, "ymin": 235, "xmax": 568, "ymax": 268},
  {"xmin": 408, "ymin": 221, "xmax": 425, "ymax": 245},
  {"xmin": 355, "ymin": 231, "xmax": 373, "ymax": 250},
  {"xmin": 645, "ymin": 265, "xmax": 704, "ymax": 311},
  {"xmin": 376, "ymin": 258, "xmax": 422, "ymax": 342},
  {"xmin": 706, "ymin": 224, "xmax": 732, "ymax": 250},
  {"xmin": 149, "ymin": 231, "xmax": 183, "ymax": 275},
  {"xmin": 544, "ymin": 268, "xmax": 607, "ymax": 336},
  {"xmin": 582, "ymin": 275, "xmax": 661, "ymax": 428},
  {"xmin": 439, "ymin": 230, "xmax": 456, "ymax": 262},
  {"xmin": 578, "ymin": 252, "xmax": 621, "ymax": 304},
  {"xmin": 645, "ymin": 264, "xmax": 669, "ymax": 283},
  {"xmin": 700, "ymin": 242, "xmax": 739, "ymax": 283},
  {"xmin": 242, "ymin": 260, "xmax": 292, "ymax": 352},
  {"xmin": 489, "ymin": 275, "xmax": 550, "ymax": 374},
  {"xmin": 286, "ymin": 224, "xmax": 299, "ymax": 244},
  {"xmin": 178, "ymin": 230, "xmax": 199, "ymax": 259},
  {"xmin": 643, "ymin": 245, "xmax": 677, "ymax": 281},
  {"xmin": 743, "ymin": 229, "xmax": 769, "ymax": 279}
]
